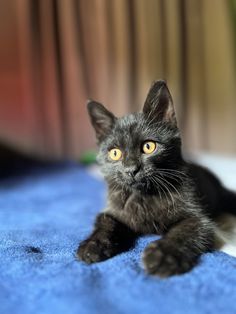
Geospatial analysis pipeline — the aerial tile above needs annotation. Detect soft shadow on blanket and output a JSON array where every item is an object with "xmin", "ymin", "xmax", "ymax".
[{"xmin": 0, "ymin": 155, "xmax": 236, "ymax": 314}]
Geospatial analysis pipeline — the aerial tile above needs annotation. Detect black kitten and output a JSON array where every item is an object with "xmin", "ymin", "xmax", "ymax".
[{"xmin": 77, "ymin": 80, "xmax": 236, "ymax": 277}]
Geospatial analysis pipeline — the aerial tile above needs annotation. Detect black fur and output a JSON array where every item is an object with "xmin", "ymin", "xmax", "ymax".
[{"xmin": 77, "ymin": 80, "xmax": 236, "ymax": 277}]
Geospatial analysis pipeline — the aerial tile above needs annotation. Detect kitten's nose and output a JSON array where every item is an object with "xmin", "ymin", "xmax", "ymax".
[{"xmin": 125, "ymin": 165, "xmax": 140, "ymax": 178}]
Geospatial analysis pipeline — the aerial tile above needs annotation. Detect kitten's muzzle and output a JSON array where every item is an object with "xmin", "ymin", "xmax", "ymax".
[{"xmin": 124, "ymin": 165, "xmax": 141, "ymax": 178}]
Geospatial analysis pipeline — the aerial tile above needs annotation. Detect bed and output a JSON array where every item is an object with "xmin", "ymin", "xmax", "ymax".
[{"xmin": 0, "ymin": 153, "xmax": 236, "ymax": 314}]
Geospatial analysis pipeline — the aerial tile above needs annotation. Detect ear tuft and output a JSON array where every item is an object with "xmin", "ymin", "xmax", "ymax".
[
  {"xmin": 87, "ymin": 101, "xmax": 116, "ymax": 142},
  {"xmin": 143, "ymin": 80, "xmax": 177, "ymax": 126}
]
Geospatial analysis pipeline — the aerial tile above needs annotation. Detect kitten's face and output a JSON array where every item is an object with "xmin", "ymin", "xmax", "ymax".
[{"xmin": 87, "ymin": 80, "xmax": 183, "ymax": 192}]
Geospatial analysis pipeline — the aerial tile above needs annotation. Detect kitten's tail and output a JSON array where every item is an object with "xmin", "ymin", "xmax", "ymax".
[
  {"xmin": 215, "ymin": 212, "xmax": 236, "ymax": 258},
  {"xmin": 215, "ymin": 190, "xmax": 236, "ymax": 258},
  {"xmin": 221, "ymin": 189, "xmax": 236, "ymax": 215}
]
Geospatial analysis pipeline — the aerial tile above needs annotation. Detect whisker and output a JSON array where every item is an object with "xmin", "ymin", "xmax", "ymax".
[
  {"xmin": 154, "ymin": 174, "xmax": 178, "ymax": 214},
  {"xmin": 158, "ymin": 171, "xmax": 184, "ymax": 184},
  {"xmin": 151, "ymin": 175, "xmax": 174, "ymax": 211},
  {"xmin": 158, "ymin": 168, "xmax": 188, "ymax": 178},
  {"xmin": 149, "ymin": 177, "xmax": 164, "ymax": 203},
  {"xmin": 156, "ymin": 173, "xmax": 184, "ymax": 201}
]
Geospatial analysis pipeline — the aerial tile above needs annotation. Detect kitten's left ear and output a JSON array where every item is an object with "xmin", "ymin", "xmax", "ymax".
[
  {"xmin": 143, "ymin": 80, "xmax": 177, "ymax": 127},
  {"xmin": 87, "ymin": 100, "xmax": 116, "ymax": 142}
]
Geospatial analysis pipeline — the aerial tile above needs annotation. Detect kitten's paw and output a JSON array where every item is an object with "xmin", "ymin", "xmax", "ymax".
[
  {"xmin": 77, "ymin": 238, "xmax": 116, "ymax": 264},
  {"xmin": 142, "ymin": 241, "xmax": 195, "ymax": 278}
]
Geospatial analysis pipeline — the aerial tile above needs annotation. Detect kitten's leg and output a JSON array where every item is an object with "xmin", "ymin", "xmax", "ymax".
[
  {"xmin": 143, "ymin": 215, "xmax": 215, "ymax": 277},
  {"xmin": 77, "ymin": 213, "xmax": 138, "ymax": 263}
]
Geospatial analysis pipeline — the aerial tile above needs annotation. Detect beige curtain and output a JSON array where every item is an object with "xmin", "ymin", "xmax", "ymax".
[{"xmin": 0, "ymin": 0, "xmax": 236, "ymax": 159}]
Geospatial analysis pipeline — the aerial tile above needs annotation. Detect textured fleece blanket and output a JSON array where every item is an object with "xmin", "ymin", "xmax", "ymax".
[{"xmin": 0, "ymin": 157, "xmax": 236, "ymax": 314}]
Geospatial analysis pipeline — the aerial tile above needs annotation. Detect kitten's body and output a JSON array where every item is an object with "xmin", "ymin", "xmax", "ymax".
[{"xmin": 77, "ymin": 81, "xmax": 236, "ymax": 277}]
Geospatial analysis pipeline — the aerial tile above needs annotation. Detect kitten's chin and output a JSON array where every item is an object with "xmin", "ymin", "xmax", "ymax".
[
  {"xmin": 129, "ymin": 179, "xmax": 152, "ymax": 192},
  {"xmin": 107, "ymin": 176, "xmax": 152, "ymax": 193},
  {"xmin": 131, "ymin": 182, "xmax": 146, "ymax": 191}
]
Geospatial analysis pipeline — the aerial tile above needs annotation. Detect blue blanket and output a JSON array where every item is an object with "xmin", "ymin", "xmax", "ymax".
[{"xmin": 1, "ymin": 162, "xmax": 236, "ymax": 314}]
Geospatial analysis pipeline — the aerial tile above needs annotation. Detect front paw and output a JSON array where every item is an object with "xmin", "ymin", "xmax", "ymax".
[
  {"xmin": 142, "ymin": 241, "xmax": 196, "ymax": 278},
  {"xmin": 77, "ymin": 238, "xmax": 116, "ymax": 264}
]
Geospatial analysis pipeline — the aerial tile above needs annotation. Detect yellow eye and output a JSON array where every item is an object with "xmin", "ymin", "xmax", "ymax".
[
  {"xmin": 142, "ymin": 141, "xmax": 156, "ymax": 154},
  {"xmin": 108, "ymin": 148, "xmax": 122, "ymax": 161}
]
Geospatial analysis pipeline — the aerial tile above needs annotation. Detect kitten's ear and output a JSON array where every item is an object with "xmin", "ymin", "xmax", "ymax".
[
  {"xmin": 87, "ymin": 100, "xmax": 116, "ymax": 142},
  {"xmin": 143, "ymin": 80, "xmax": 177, "ymax": 126}
]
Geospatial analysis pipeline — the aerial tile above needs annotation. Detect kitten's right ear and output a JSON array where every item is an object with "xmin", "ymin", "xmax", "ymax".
[{"xmin": 87, "ymin": 100, "xmax": 116, "ymax": 142}]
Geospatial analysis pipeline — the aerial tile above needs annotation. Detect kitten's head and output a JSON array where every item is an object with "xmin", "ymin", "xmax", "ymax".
[{"xmin": 87, "ymin": 80, "xmax": 183, "ymax": 192}]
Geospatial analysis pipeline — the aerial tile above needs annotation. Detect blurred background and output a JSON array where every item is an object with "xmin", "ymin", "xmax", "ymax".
[{"xmin": 1, "ymin": 0, "xmax": 236, "ymax": 161}]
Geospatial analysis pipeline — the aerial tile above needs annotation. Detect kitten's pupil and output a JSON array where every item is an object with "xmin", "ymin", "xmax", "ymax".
[
  {"xmin": 146, "ymin": 143, "xmax": 150, "ymax": 150},
  {"xmin": 114, "ymin": 150, "xmax": 117, "ymax": 156}
]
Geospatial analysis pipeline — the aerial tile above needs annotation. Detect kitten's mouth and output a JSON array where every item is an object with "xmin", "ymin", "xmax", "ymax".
[
  {"xmin": 129, "ymin": 178, "xmax": 149, "ymax": 191},
  {"xmin": 132, "ymin": 182, "xmax": 146, "ymax": 190},
  {"xmin": 119, "ymin": 174, "xmax": 150, "ymax": 191}
]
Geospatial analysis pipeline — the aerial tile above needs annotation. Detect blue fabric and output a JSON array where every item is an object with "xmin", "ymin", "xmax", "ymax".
[{"xmin": 1, "ymin": 162, "xmax": 236, "ymax": 314}]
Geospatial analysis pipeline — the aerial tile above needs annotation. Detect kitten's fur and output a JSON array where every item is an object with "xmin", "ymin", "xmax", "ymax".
[{"xmin": 77, "ymin": 80, "xmax": 236, "ymax": 277}]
